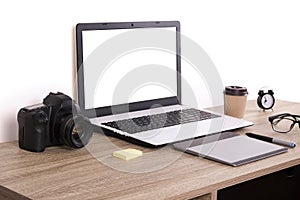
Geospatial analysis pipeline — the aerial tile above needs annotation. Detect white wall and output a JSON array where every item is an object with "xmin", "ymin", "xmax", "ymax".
[{"xmin": 1, "ymin": 0, "xmax": 300, "ymax": 142}]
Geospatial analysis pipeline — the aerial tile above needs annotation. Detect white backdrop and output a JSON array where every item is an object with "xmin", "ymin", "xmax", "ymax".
[{"xmin": 1, "ymin": 0, "xmax": 300, "ymax": 142}]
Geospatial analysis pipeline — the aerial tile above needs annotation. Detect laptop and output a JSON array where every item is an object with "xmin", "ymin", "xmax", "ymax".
[{"xmin": 75, "ymin": 21, "xmax": 253, "ymax": 147}]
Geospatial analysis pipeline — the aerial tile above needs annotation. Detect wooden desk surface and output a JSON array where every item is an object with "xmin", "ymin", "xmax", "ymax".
[{"xmin": 1, "ymin": 100, "xmax": 300, "ymax": 200}]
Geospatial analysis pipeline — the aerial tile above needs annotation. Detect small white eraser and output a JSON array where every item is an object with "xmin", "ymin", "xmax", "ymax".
[{"xmin": 113, "ymin": 148, "xmax": 143, "ymax": 161}]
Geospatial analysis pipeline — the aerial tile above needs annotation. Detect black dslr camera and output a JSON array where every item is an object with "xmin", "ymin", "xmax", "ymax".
[{"xmin": 17, "ymin": 92, "xmax": 93, "ymax": 152}]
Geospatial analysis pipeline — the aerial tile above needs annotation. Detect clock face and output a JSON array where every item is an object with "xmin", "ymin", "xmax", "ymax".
[{"xmin": 261, "ymin": 94, "xmax": 274, "ymax": 109}]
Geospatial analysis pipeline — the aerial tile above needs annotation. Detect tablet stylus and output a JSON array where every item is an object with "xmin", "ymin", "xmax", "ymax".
[{"xmin": 246, "ymin": 133, "xmax": 296, "ymax": 148}]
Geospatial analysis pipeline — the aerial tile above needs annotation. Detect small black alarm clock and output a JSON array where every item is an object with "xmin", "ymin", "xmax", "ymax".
[{"xmin": 257, "ymin": 88, "xmax": 275, "ymax": 110}]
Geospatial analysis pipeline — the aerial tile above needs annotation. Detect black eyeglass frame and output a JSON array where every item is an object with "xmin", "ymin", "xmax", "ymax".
[{"xmin": 268, "ymin": 113, "xmax": 300, "ymax": 133}]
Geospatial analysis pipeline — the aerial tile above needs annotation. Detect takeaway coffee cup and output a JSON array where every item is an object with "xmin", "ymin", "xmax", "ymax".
[{"xmin": 224, "ymin": 86, "xmax": 248, "ymax": 118}]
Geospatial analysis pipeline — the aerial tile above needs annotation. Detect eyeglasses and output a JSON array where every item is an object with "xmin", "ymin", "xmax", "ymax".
[{"xmin": 268, "ymin": 113, "xmax": 300, "ymax": 133}]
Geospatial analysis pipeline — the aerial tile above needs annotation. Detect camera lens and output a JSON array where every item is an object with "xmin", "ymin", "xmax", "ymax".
[
  {"xmin": 61, "ymin": 115, "xmax": 93, "ymax": 148},
  {"xmin": 71, "ymin": 124, "xmax": 83, "ymax": 142}
]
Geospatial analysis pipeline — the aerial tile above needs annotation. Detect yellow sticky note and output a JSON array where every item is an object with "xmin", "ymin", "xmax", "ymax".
[{"xmin": 113, "ymin": 148, "xmax": 143, "ymax": 161}]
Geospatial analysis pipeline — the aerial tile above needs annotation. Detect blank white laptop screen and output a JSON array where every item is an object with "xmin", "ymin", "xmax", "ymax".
[{"xmin": 81, "ymin": 27, "xmax": 177, "ymax": 110}]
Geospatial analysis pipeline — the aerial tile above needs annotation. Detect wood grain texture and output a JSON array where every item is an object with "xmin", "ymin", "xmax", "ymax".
[{"xmin": 0, "ymin": 100, "xmax": 300, "ymax": 200}]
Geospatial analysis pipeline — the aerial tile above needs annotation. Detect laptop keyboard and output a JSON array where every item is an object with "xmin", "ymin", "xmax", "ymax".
[{"xmin": 101, "ymin": 108, "xmax": 221, "ymax": 134}]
